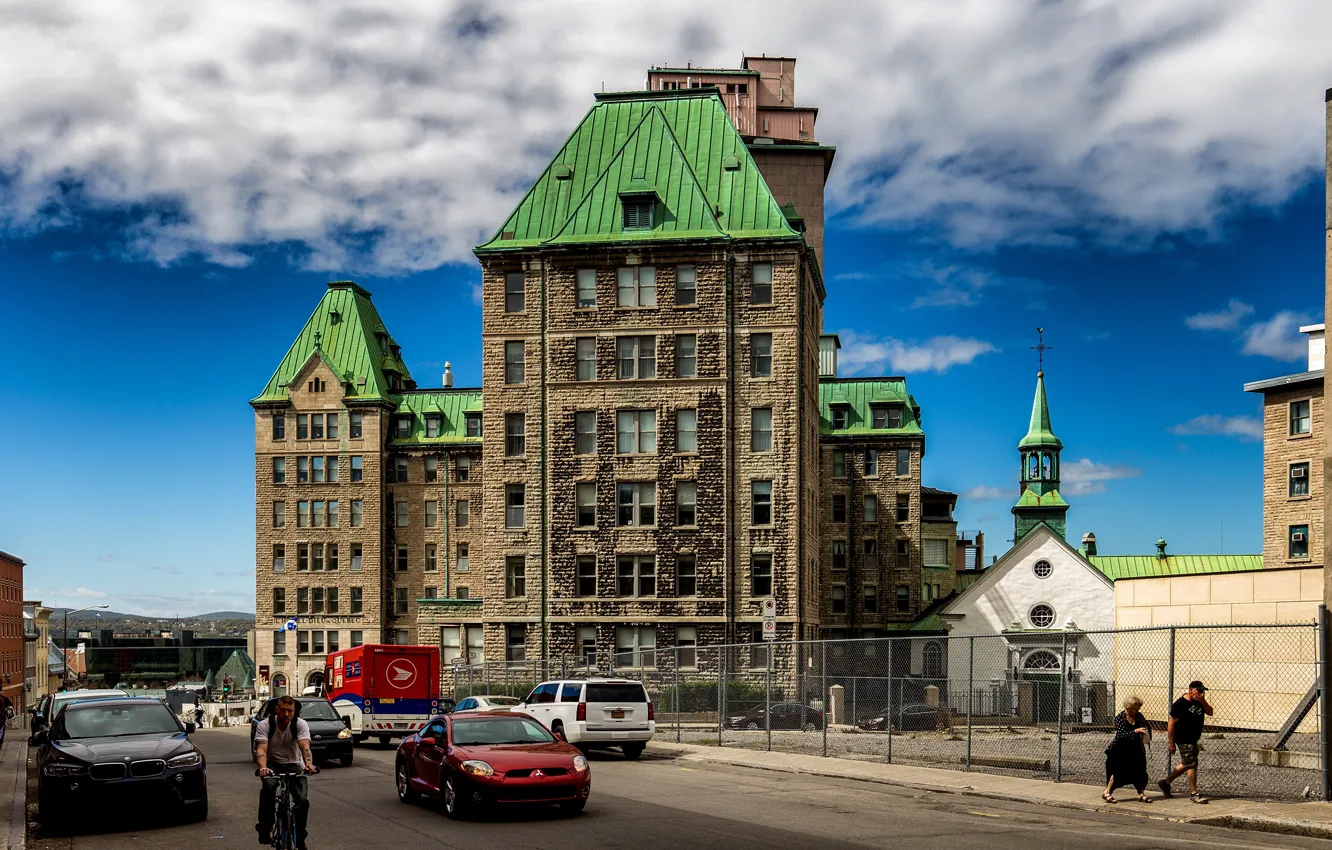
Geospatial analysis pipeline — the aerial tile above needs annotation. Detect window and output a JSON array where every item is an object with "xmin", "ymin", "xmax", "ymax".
[
  {"xmin": 273, "ymin": 501, "xmax": 286, "ymax": 528},
  {"xmin": 395, "ymin": 500, "xmax": 409, "ymax": 527},
  {"xmin": 614, "ymin": 625, "xmax": 656, "ymax": 667},
  {"xmin": 751, "ymin": 480, "xmax": 772, "ymax": 525},
  {"xmin": 350, "ymin": 631, "xmax": 363, "ymax": 648},
  {"xmin": 832, "ymin": 494, "xmax": 846, "ymax": 523},
  {"xmin": 864, "ymin": 539, "xmax": 878, "ymax": 570},
  {"xmin": 864, "ymin": 495, "xmax": 878, "ymax": 523},
  {"xmin": 505, "ymin": 412, "xmax": 526, "ymax": 456},
  {"xmin": 297, "ymin": 631, "xmax": 309, "ymax": 655},
  {"xmin": 297, "ymin": 456, "xmax": 310, "ymax": 483},
  {"xmin": 351, "ymin": 456, "xmax": 363, "ymax": 482},
  {"xmin": 617, "ymin": 482, "xmax": 656, "ymax": 527},
  {"xmin": 425, "ymin": 544, "xmax": 437, "ymax": 573},
  {"xmin": 863, "ymin": 585, "xmax": 878, "ymax": 613},
  {"xmin": 896, "ymin": 494, "xmax": 910, "ymax": 522},
  {"xmin": 351, "ymin": 544, "xmax": 362, "ymax": 571},
  {"xmin": 394, "ymin": 629, "xmax": 410, "ymax": 646},
  {"xmin": 751, "ymin": 554, "xmax": 773, "ymax": 596},
  {"xmin": 349, "ymin": 412, "xmax": 362, "ymax": 438},
  {"xmin": 327, "ymin": 457, "xmax": 339, "ymax": 483},
  {"xmin": 396, "ymin": 588, "xmax": 409, "ymax": 616},
  {"xmin": 395, "ymin": 416, "xmax": 411, "ymax": 438},
  {"xmin": 831, "ymin": 585, "xmax": 846, "ymax": 613},
  {"xmin": 351, "ymin": 499, "xmax": 363, "ymax": 527},
  {"xmin": 924, "ymin": 539, "xmax": 949, "ymax": 567},
  {"xmin": 505, "ymin": 341, "xmax": 525, "ymax": 384},
  {"xmin": 272, "ymin": 457, "xmax": 286, "ymax": 484},
  {"xmin": 312, "ymin": 456, "xmax": 326, "ymax": 483},
  {"xmin": 1290, "ymin": 462, "xmax": 1311, "ymax": 497},
  {"xmin": 616, "ymin": 409, "xmax": 657, "ymax": 453},
  {"xmin": 751, "ymin": 408, "xmax": 772, "ymax": 452},
  {"xmin": 576, "ymin": 268, "xmax": 597, "ymax": 308},
  {"xmin": 272, "ymin": 588, "xmax": 286, "ymax": 614},
  {"xmin": 832, "ymin": 541, "xmax": 846, "ymax": 571},
  {"xmin": 872, "ymin": 405, "xmax": 903, "ymax": 429},
  {"xmin": 394, "ymin": 456, "xmax": 408, "ymax": 483},
  {"xmin": 421, "ymin": 586, "xmax": 437, "ymax": 601},
  {"xmin": 676, "ymin": 334, "xmax": 697, "ymax": 378},
  {"xmin": 831, "ymin": 408, "xmax": 849, "ymax": 430},
  {"xmin": 617, "ymin": 335, "xmax": 656, "ymax": 379},
  {"xmin": 273, "ymin": 629, "xmax": 286, "ymax": 655},
  {"xmin": 396, "ymin": 545, "xmax": 408, "ymax": 572},
  {"xmin": 676, "ymin": 408, "xmax": 697, "ymax": 452},
  {"xmin": 676, "ymin": 481, "xmax": 697, "ymax": 526},
  {"xmin": 425, "ymin": 415, "xmax": 441, "ymax": 438},
  {"xmin": 456, "ymin": 543, "xmax": 469, "ymax": 572},
  {"xmin": 576, "ymin": 483, "xmax": 597, "ymax": 527},
  {"xmin": 424, "ymin": 456, "xmax": 437, "ymax": 482},
  {"xmin": 562, "ymin": 554, "xmax": 591, "ymax": 598},
  {"xmin": 297, "ymin": 588, "xmax": 309, "ymax": 614},
  {"xmin": 1290, "ymin": 399, "xmax": 1312, "ymax": 435},
  {"xmin": 576, "ymin": 337, "xmax": 597, "ymax": 381},
  {"xmin": 750, "ymin": 333, "xmax": 773, "ymax": 377},
  {"xmin": 575, "ymin": 411, "xmax": 597, "ymax": 454},
  {"xmin": 622, "ymin": 198, "xmax": 655, "ymax": 230},
  {"xmin": 896, "ymin": 539, "xmax": 910, "ymax": 569},
  {"xmin": 751, "ymin": 262, "xmax": 773, "ymax": 304},
  {"xmin": 297, "ymin": 501, "xmax": 310, "ymax": 528},
  {"xmin": 455, "ymin": 499, "xmax": 469, "ymax": 528},
  {"xmin": 311, "ymin": 415, "xmax": 324, "ymax": 440},
  {"xmin": 456, "ymin": 454, "xmax": 471, "ymax": 481},
  {"xmin": 273, "ymin": 543, "xmax": 285, "ymax": 572},
  {"xmin": 576, "ymin": 625, "xmax": 596, "ymax": 665},
  {"xmin": 505, "ymin": 271, "xmax": 525, "ymax": 313},
  {"xmin": 616, "ymin": 555, "xmax": 656, "ymax": 597},
  {"xmin": 273, "ymin": 414, "xmax": 286, "ymax": 440},
  {"xmin": 297, "ymin": 414, "xmax": 309, "ymax": 440},
  {"xmin": 465, "ymin": 413, "xmax": 482, "ymax": 438},
  {"xmin": 506, "ymin": 557, "xmax": 526, "ymax": 597},
  {"xmin": 1290, "ymin": 524, "xmax": 1311, "ymax": 559},
  {"xmin": 866, "ymin": 449, "xmax": 878, "ymax": 476},
  {"xmin": 895, "ymin": 586, "xmax": 910, "ymax": 613},
  {"xmin": 327, "ymin": 414, "xmax": 339, "ymax": 439},
  {"xmin": 677, "ymin": 556, "xmax": 696, "ymax": 597},
  {"xmin": 327, "ymin": 542, "xmax": 339, "ymax": 570},
  {"xmin": 832, "ymin": 450, "xmax": 846, "ymax": 478},
  {"xmin": 676, "ymin": 264, "xmax": 696, "ymax": 305},
  {"xmin": 311, "ymin": 587, "xmax": 324, "ymax": 614},
  {"xmin": 1029, "ymin": 604, "xmax": 1056, "ymax": 628},
  {"xmin": 894, "ymin": 448, "xmax": 910, "ymax": 475},
  {"xmin": 327, "ymin": 631, "xmax": 340, "ymax": 653},
  {"xmin": 506, "ymin": 484, "xmax": 525, "ymax": 528},
  {"xmin": 617, "ymin": 265, "xmax": 656, "ymax": 306},
  {"xmin": 676, "ymin": 625, "xmax": 698, "ymax": 668}
]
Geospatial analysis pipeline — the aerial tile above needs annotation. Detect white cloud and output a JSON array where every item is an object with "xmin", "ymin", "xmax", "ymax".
[
  {"xmin": 1242, "ymin": 311, "xmax": 1313, "ymax": 361},
  {"xmin": 838, "ymin": 329, "xmax": 997, "ymax": 375},
  {"xmin": 1185, "ymin": 298, "xmax": 1253, "ymax": 331},
  {"xmin": 0, "ymin": 1, "xmax": 1329, "ymax": 271},
  {"xmin": 30, "ymin": 586, "xmax": 110, "ymax": 600},
  {"xmin": 1170, "ymin": 413, "xmax": 1263, "ymax": 441},
  {"xmin": 1061, "ymin": 457, "xmax": 1142, "ymax": 495},
  {"xmin": 964, "ymin": 485, "xmax": 1009, "ymax": 501}
]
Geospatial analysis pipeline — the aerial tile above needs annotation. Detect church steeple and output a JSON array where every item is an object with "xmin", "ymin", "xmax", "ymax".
[{"xmin": 1013, "ymin": 340, "xmax": 1069, "ymax": 541}]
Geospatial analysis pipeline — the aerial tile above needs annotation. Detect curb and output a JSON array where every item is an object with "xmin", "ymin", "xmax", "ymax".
[{"xmin": 2, "ymin": 737, "xmax": 26, "ymax": 850}]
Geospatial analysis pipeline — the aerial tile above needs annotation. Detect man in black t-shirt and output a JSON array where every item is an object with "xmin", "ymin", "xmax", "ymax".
[{"xmin": 1158, "ymin": 680, "xmax": 1213, "ymax": 803}]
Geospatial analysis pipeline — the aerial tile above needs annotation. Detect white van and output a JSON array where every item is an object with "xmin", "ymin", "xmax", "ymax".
[{"xmin": 511, "ymin": 679, "xmax": 654, "ymax": 759}]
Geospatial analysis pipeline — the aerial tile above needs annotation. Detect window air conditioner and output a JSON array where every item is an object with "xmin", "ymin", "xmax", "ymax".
[
  {"xmin": 1293, "ymin": 532, "xmax": 1307, "ymax": 542},
  {"xmin": 1293, "ymin": 467, "xmax": 1307, "ymax": 478}
]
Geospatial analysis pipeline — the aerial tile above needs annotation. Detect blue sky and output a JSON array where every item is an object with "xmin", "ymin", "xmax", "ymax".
[{"xmin": 2, "ymin": 2, "xmax": 1331, "ymax": 614}]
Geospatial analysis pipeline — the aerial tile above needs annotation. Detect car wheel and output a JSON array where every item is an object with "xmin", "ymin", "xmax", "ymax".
[
  {"xmin": 396, "ymin": 759, "xmax": 420, "ymax": 803},
  {"xmin": 561, "ymin": 798, "xmax": 588, "ymax": 815},
  {"xmin": 379, "ymin": 735, "xmax": 392, "ymax": 747},
  {"xmin": 340, "ymin": 752, "xmax": 354, "ymax": 767},
  {"xmin": 803, "ymin": 722, "xmax": 817, "ymax": 732},
  {"xmin": 623, "ymin": 742, "xmax": 645, "ymax": 760},
  {"xmin": 552, "ymin": 720, "xmax": 565, "ymax": 738},
  {"xmin": 443, "ymin": 776, "xmax": 468, "ymax": 820},
  {"xmin": 38, "ymin": 789, "xmax": 62, "ymax": 836},
  {"xmin": 745, "ymin": 721, "xmax": 759, "ymax": 731}
]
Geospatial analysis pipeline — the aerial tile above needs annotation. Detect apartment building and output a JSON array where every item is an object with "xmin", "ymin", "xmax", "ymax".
[{"xmin": 0, "ymin": 550, "xmax": 23, "ymax": 711}]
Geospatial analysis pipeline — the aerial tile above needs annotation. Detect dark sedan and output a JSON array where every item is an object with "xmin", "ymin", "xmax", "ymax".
[
  {"xmin": 857, "ymin": 703, "xmax": 949, "ymax": 732},
  {"xmin": 396, "ymin": 711, "xmax": 591, "ymax": 818},
  {"xmin": 35, "ymin": 697, "xmax": 207, "ymax": 833},
  {"xmin": 250, "ymin": 697, "xmax": 354, "ymax": 767},
  {"xmin": 724, "ymin": 702, "xmax": 825, "ymax": 731}
]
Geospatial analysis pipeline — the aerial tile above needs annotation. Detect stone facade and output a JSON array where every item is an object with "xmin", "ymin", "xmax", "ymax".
[{"xmin": 1257, "ymin": 384, "xmax": 1323, "ymax": 570}]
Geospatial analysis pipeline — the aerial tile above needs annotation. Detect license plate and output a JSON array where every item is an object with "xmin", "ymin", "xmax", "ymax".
[{"xmin": 611, "ymin": 709, "xmax": 625, "ymax": 719}]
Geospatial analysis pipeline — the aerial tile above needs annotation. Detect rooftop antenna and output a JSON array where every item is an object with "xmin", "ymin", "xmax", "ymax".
[{"xmin": 1031, "ymin": 327, "xmax": 1052, "ymax": 374}]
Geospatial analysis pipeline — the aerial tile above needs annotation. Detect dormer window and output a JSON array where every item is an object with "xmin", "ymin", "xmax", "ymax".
[
  {"xmin": 830, "ymin": 405, "xmax": 849, "ymax": 430},
  {"xmin": 464, "ymin": 412, "xmax": 482, "ymax": 438},
  {"xmin": 377, "ymin": 334, "xmax": 390, "ymax": 357},
  {"xmin": 871, "ymin": 404, "xmax": 903, "ymax": 429},
  {"xmin": 425, "ymin": 415, "xmax": 442, "ymax": 438},
  {"xmin": 622, "ymin": 198, "xmax": 654, "ymax": 229},
  {"xmin": 395, "ymin": 417, "xmax": 412, "ymax": 438}
]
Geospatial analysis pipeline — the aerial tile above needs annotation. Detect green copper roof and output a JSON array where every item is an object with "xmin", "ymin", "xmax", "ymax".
[
  {"xmin": 819, "ymin": 378, "xmax": 924, "ymax": 436},
  {"xmin": 1015, "ymin": 488, "xmax": 1069, "ymax": 508},
  {"xmin": 254, "ymin": 282, "xmax": 412, "ymax": 404},
  {"xmin": 388, "ymin": 391, "xmax": 484, "ymax": 445},
  {"xmin": 1018, "ymin": 371, "xmax": 1062, "ymax": 449},
  {"xmin": 476, "ymin": 90, "xmax": 800, "ymax": 252},
  {"xmin": 1088, "ymin": 554, "xmax": 1263, "ymax": 581}
]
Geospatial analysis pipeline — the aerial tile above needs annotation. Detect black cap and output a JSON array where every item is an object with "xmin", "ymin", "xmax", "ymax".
[{"xmin": 1188, "ymin": 680, "xmax": 1207, "ymax": 692}]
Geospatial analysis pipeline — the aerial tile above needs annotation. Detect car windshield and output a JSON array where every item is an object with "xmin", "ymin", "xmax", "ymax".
[
  {"xmin": 585, "ymin": 684, "xmax": 647, "ymax": 703},
  {"xmin": 55, "ymin": 692, "xmax": 126, "ymax": 709},
  {"xmin": 299, "ymin": 701, "xmax": 341, "ymax": 721},
  {"xmin": 483, "ymin": 697, "xmax": 520, "ymax": 707},
  {"xmin": 452, "ymin": 716, "xmax": 555, "ymax": 746},
  {"xmin": 61, "ymin": 703, "xmax": 180, "ymax": 739}
]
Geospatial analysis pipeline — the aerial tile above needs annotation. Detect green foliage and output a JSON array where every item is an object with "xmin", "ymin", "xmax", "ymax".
[{"xmin": 653, "ymin": 679, "xmax": 785, "ymax": 713}]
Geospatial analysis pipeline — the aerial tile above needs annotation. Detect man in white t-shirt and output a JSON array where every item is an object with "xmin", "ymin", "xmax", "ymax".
[{"xmin": 254, "ymin": 695, "xmax": 315, "ymax": 848}]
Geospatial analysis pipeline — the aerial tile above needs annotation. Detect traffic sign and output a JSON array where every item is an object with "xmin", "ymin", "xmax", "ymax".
[
  {"xmin": 761, "ymin": 599, "xmax": 777, "ymax": 617},
  {"xmin": 762, "ymin": 619, "xmax": 777, "ymax": 641}
]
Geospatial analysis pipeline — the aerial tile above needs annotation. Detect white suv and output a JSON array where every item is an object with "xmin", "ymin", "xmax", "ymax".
[{"xmin": 511, "ymin": 679, "xmax": 654, "ymax": 759}]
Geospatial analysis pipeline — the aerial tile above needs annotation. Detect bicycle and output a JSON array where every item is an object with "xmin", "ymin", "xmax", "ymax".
[{"xmin": 256, "ymin": 765, "xmax": 318, "ymax": 849}]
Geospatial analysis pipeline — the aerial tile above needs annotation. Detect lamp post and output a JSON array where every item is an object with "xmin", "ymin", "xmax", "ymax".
[{"xmin": 62, "ymin": 604, "xmax": 110, "ymax": 688}]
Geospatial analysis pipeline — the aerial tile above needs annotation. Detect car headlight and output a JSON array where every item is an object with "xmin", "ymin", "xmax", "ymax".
[
  {"xmin": 460, "ymin": 760, "xmax": 494, "ymax": 777},
  {"xmin": 338, "ymin": 728, "xmax": 352, "ymax": 739},
  {"xmin": 869, "ymin": 717, "xmax": 884, "ymax": 724},
  {"xmin": 572, "ymin": 755, "xmax": 588, "ymax": 773},
  {"xmin": 167, "ymin": 752, "xmax": 203, "ymax": 768},
  {"xmin": 44, "ymin": 762, "xmax": 86, "ymax": 777}
]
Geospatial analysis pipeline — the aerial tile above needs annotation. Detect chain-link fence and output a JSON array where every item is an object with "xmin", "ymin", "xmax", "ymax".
[{"xmin": 445, "ymin": 622, "xmax": 1323, "ymax": 802}]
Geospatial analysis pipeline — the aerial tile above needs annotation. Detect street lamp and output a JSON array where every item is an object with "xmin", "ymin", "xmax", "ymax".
[{"xmin": 62, "ymin": 604, "xmax": 110, "ymax": 689}]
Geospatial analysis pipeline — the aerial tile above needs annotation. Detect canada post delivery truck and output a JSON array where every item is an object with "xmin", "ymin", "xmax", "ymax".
[{"xmin": 324, "ymin": 644, "xmax": 446, "ymax": 745}]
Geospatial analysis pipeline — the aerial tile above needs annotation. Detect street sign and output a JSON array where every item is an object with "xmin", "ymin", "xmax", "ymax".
[
  {"xmin": 761, "ymin": 599, "xmax": 777, "ymax": 617},
  {"xmin": 761, "ymin": 597, "xmax": 777, "ymax": 641},
  {"xmin": 762, "ymin": 619, "xmax": 777, "ymax": 641}
]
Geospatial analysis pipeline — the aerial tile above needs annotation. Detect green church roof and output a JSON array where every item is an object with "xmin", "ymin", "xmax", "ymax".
[
  {"xmin": 818, "ymin": 378, "xmax": 924, "ymax": 437},
  {"xmin": 1088, "ymin": 554, "xmax": 1264, "ymax": 581},
  {"xmin": 1014, "ymin": 488, "xmax": 1069, "ymax": 508},
  {"xmin": 253, "ymin": 282, "xmax": 412, "ymax": 405},
  {"xmin": 1018, "ymin": 371, "xmax": 1062, "ymax": 449},
  {"xmin": 476, "ymin": 89, "xmax": 801, "ymax": 252},
  {"xmin": 389, "ymin": 391, "xmax": 484, "ymax": 445}
]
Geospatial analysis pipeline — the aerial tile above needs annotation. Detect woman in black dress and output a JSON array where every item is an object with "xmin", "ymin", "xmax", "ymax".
[{"xmin": 1103, "ymin": 696, "xmax": 1152, "ymax": 802}]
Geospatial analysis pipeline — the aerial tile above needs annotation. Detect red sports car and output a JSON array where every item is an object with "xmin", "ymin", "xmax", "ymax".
[{"xmin": 395, "ymin": 711, "xmax": 591, "ymax": 818}]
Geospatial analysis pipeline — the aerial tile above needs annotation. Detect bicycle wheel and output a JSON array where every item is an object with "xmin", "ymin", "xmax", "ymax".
[{"xmin": 280, "ymin": 798, "xmax": 296, "ymax": 849}]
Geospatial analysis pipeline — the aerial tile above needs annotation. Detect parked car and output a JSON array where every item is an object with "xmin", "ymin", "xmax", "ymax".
[
  {"xmin": 452, "ymin": 695, "xmax": 522, "ymax": 713},
  {"xmin": 29, "ymin": 689, "xmax": 131, "ymax": 742},
  {"xmin": 34, "ymin": 697, "xmax": 207, "ymax": 832},
  {"xmin": 250, "ymin": 697, "xmax": 354, "ymax": 766},
  {"xmin": 395, "ymin": 711, "xmax": 591, "ymax": 818},
  {"xmin": 725, "ymin": 702, "xmax": 825, "ymax": 732},
  {"xmin": 509, "ymin": 679, "xmax": 654, "ymax": 759},
  {"xmin": 856, "ymin": 703, "xmax": 949, "ymax": 732}
]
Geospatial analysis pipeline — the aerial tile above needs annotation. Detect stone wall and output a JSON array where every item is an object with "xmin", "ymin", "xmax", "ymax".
[{"xmin": 1260, "ymin": 385, "xmax": 1323, "ymax": 570}]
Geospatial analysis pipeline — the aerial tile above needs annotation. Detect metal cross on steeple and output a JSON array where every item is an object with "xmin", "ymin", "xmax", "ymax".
[{"xmin": 1030, "ymin": 327, "xmax": 1052, "ymax": 373}]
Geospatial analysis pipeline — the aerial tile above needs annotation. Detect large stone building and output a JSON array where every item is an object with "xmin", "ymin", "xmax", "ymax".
[
  {"xmin": 252, "ymin": 60, "xmax": 961, "ymax": 685},
  {"xmin": 0, "ymin": 549, "xmax": 24, "ymax": 711}
]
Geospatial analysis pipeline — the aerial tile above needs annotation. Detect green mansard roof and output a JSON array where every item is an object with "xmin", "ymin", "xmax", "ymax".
[
  {"xmin": 819, "ymin": 378, "xmax": 925, "ymax": 437},
  {"xmin": 388, "ymin": 391, "xmax": 484, "ymax": 445},
  {"xmin": 475, "ymin": 89, "xmax": 800, "ymax": 252},
  {"xmin": 253, "ymin": 282, "xmax": 413, "ymax": 405}
]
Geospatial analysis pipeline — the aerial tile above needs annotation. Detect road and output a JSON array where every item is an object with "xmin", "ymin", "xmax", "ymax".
[{"xmin": 30, "ymin": 728, "xmax": 1332, "ymax": 849}]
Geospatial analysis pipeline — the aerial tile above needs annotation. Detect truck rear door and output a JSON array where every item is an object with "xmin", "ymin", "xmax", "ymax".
[
  {"xmin": 370, "ymin": 649, "xmax": 433, "ymax": 703},
  {"xmin": 584, "ymin": 682, "xmax": 650, "ymax": 731}
]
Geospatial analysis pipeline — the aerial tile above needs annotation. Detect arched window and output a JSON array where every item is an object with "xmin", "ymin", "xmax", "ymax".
[
  {"xmin": 1028, "ymin": 454, "xmax": 1039, "ymax": 479},
  {"xmin": 1023, "ymin": 650, "xmax": 1060, "ymax": 670},
  {"xmin": 1041, "ymin": 453, "xmax": 1052, "ymax": 479},
  {"xmin": 922, "ymin": 642, "xmax": 944, "ymax": 679},
  {"xmin": 1032, "ymin": 559, "xmax": 1053, "ymax": 579},
  {"xmin": 1029, "ymin": 603, "xmax": 1056, "ymax": 629}
]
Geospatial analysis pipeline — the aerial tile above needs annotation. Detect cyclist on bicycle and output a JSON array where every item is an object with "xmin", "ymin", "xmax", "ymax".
[{"xmin": 255, "ymin": 695, "xmax": 315, "ymax": 848}]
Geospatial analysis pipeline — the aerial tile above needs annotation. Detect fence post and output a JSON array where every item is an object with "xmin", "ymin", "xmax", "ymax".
[
  {"xmin": 675, "ymin": 647, "xmax": 681, "ymax": 745},
  {"xmin": 822, "ymin": 640, "xmax": 828, "ymax": 758},
  {"xmin": 716, "ymin": 645, "xmax": 724, "ymax": 747},
  {"xmin": 766, "ymin": 662, "xmax": 773, "ymax": 752},
  {"xmin": 1321, "ymin": 606, "xmax": 1330, "ymax": 801},
  {"xmin": 966, "ymin": 636, "xmax": 974, "ymax": 771},
  {"xmin": 886, "ymin": 638, "xmax": 894, "ymax": 764},
  {"xmin": 1165, "ymin": 627, "xmax": 1176, "ymax": 777},
  {"xmin": 1056, "ymin": 630, "xmax": 1067, "ymax": 781}
]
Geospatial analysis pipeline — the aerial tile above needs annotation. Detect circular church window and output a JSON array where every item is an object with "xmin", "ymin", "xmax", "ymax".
[
  {"xmin": 1029, "ymin": 604, "xmax": 1056, "ymax": 629},
  {"xmin": 1033, "ymin": 559, "xmax": 1053, "ymax": 579}
]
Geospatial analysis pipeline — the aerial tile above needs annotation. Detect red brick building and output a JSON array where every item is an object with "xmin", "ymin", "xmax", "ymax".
[{"xmin": 0, "ymin": 550, "xmax": 24, "ymax": 711}]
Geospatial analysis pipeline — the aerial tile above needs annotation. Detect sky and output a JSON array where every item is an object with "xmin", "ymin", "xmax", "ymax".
[{"xmin": 1, "ymin": 0, "xmax": 1330, "ymax": 614}]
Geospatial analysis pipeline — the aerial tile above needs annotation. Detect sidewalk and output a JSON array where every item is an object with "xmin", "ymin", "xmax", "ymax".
[
  {"xmin": 0, "ymin": 729, "xmax": 27, "ymax": 850},
  {"xmin": 649, "ymin": 741, "xmax": 1332, "ymax": 840}
]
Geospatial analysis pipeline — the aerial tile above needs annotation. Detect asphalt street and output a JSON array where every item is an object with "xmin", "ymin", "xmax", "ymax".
[{"xmin": 28, "ymin": 728, "xmax": 1332, "ymax": 849}]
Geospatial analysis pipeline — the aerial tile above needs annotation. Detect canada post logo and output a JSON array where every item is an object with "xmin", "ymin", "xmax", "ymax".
[{"xmin": 387, "ymin": 659, "xmax": 418, "ymax": 689}]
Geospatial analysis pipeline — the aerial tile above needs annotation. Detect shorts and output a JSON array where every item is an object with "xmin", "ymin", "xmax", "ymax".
[{"xmin": 1177, "ymin": 743, "xmax": 1200, "ymax": 769}]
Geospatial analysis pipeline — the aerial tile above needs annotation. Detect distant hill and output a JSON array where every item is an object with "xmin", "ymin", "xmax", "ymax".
[
  {"xmin": 52, "ymin": 609, "xmax": 255, "ymax": 621},
  {"xmin": 195, "ymin": 611, "xmax": 256, "ymax": 620},
  {"xmin": 49, "ymin": 608, "xmax": 256, "ymax": 639}
]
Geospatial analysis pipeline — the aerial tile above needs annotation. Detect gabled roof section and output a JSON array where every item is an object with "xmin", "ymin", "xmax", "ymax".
[
  {"xmin": 476, "ymin": 90, "xmax": 799, "ymax": 252},
  {"xmin": 1015, "ymin": 488, "xmax": 1069, "ymax": 508},
  {"xmin": 1088, "ymin": 554, "xmax": 1264, "ymax": 581},
  {"xmin": 819, "ymin": 378, "xmax": 924, "ymax": 437},
  {"xmin": 253, "ymin": 282, "xmax": 412, "ymax": 405},
  {"xmin": 388, "ymin": 390, "xmax": 484, "ymax": 445}
]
